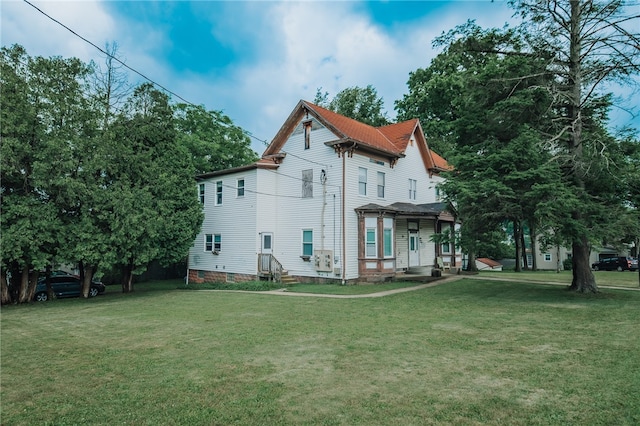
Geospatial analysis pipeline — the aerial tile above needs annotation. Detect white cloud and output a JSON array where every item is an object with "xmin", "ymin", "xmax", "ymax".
[{"xmin": 1, "ymin": 0, "xmax": 114, "ymax": 63}]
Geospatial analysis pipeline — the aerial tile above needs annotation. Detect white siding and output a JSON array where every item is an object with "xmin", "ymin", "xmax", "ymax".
[
  {"xmin": 265, "ymin": 120, "xmax": 344, "ymax": 279},
  {"xmin": 189, "ymin": 170, "xmax": 258, "ymax": 275},
  {"xmin": 190, "ymin": 116, "xmax": 448, "ymax": 281}
]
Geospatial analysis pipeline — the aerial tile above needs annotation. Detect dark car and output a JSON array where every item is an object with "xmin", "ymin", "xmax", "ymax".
[
  {"xmin": 591, "ymin": 257, "xmax": 638, "ymax": 272},
  {"xmin": 34, "ymin": 275, "xmax": 106, "ymax": 301}
]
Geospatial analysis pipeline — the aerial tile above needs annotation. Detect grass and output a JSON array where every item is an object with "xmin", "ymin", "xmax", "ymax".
[
  {"xmin": 2, "ymin": 278, "xmax": 639, "ymax": 425},
  {"xmin": 479, "ymin": 269, "xmax": 640, "ymax": 288}
]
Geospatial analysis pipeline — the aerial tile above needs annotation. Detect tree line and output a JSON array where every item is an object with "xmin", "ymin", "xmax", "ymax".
[
  {"xmin": 2, "ymin": 1, "xmax": 638, "ymax": 302},
  {"xmin": 0, "ymin": 44, "xmax": 258, "ymax": 304},
  {"xmin": 321, "ymin": 1, "xmax": 640, "ymax": 292}
]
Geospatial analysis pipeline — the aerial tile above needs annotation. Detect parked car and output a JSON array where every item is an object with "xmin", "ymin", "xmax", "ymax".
[
  {"xmin": 34, "ymin": 275, "xmax": 106, "ymax": 301},
  {"xmin": 591, "ymin": 257, "xmax": 638, "ymax": 272}
]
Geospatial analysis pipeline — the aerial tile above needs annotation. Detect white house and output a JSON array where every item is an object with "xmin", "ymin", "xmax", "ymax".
[{"xmin": 187, "ymin": 100, "xmax": 461, "ymax": 284}]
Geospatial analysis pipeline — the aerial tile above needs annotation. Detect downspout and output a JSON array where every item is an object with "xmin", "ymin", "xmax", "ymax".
[{"xmin": 342, "ymin": 153, "xmax": 346, "ymax": 285}]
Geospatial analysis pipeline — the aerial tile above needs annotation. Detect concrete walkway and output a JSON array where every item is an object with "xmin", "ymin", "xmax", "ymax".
[
  {"xmin": 208, "ymin": 273, "xmax": 639, "ymax": 299},
  {"xmin": 230, "ymin": 274, "xmax": 465, "ymax": 299}
]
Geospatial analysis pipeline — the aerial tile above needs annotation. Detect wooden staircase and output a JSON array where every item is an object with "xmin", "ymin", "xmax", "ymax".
[{"xmin": 280, "ymin": 270, "xmax": 297, "ymax": 285}]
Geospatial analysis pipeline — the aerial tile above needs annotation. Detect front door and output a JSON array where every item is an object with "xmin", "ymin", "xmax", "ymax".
[{"xmin": 409, "ymin": 232, "xmax": 420, "ymax": 267}]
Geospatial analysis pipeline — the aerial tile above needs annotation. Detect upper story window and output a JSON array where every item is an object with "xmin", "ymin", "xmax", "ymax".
[
  {"xmin": 237, "ymin": 179, "xmax": 245, "ymax": 197},
  {"xmin": 303, "ymin": 120, "xmax": 312, "ymax": 150},
  {"xmin": 377, "ymin": 172, "xmax": 385, "ymax": 198},
  {"xmin": 302, "ymin": 169, "xmax": 313, "ymax": 198},
  {"xmin": 216, "ymin": 181, "xmax": 223, "ymax": 205},
  {"xmin": 199, "ymin": 183, "xmax": 205, "ymax": 204},
  {"xmin": 409, "ymin": 179, "xmax": 417, "ymax": 200},
  {"xmin": 359, "ymin": 167, "xmax": 367, "ymax": 196}
]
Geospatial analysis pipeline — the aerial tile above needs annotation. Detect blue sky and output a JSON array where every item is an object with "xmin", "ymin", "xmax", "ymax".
[{"xmin": 2, "ymin": 1, "xmax": 637, "ymax": 154}]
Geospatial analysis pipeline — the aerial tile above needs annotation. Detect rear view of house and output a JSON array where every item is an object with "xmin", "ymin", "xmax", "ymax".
[{"xmin": 187, "ymin": 100, "xmax": 460, "ymax": 284}]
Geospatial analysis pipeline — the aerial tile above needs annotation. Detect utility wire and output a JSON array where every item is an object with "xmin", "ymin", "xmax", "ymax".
[
  {"xmin": 21, "ymin": 0, "xmax": 332, "ymax": 168},
  {"xmin": 21, "ymin": 0, "xmax": 272, "ymax": 146},
  {"xmin": 22, "ymin": 0, "xmax": 196, "ymax": 107}
]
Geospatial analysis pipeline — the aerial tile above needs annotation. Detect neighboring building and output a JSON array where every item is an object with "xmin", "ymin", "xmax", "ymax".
[
  {"xmin": 187, "ymin": 100, "xmax": 460, "ymax": 284},
  {"xmin": 476, "ymin": 258, "xmax": 503, "ymax": 271},
  {"xmin": 529, "ymin": 244, "xmax": 630, "ymax": 271}
]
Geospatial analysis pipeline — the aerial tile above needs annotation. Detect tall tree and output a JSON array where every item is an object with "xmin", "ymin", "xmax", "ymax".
[
  {"xmin": 174, "ymin": 104, "xmax": 257, "ymax": 174},
  {"xmin": 109, "ymin": 84, "xmax": 203, "ymax": 292},
  {"xmin": 397, "ymin": 23, "xmax": 561, "ymax": 271},
  {"xmin": 1, "ymin": 45, "xmax": 92, "ymax": 302},
  {"xmin": 314, "ymin": 85, "xmax": 390, "ymax": 126},
  {"xmin": 511, "ymin": 0, "xmax": 640, "ymax": 292}
]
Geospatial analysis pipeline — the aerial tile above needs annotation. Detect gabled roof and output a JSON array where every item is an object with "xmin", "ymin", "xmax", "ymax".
[{"xmin": 262, "ymin": 100, "xmax": 450, "ymax": 172}]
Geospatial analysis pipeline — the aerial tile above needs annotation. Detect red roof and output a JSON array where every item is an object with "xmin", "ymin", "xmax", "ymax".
[{"xmin": 263, "ymin": 100, "xmax": 450, "ymax": 172}]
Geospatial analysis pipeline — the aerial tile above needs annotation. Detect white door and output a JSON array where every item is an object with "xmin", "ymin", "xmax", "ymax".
[
  {"xmin": 409, "ymin": 233, "xmax": 420, "ymax": 267},
  {"xmin": 261, "ymin": 232, "xmax": 273, "ymax": 254}
]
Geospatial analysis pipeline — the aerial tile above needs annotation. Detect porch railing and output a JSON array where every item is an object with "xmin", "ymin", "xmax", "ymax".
[{"xmin": 257, "ymin": 253, "xmax": 283, "ymax": 282}]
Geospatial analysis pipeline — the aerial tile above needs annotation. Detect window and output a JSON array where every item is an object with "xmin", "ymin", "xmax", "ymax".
[
  {"xmin": 365, "ymin": 217, "xmax": 377, "ymax": 258},
  {"xmin": 359, "ymin": 167, "xmax": 367, "ymax": 196},
  {"xmin": 205, "ymin": 234, "xmax": 221, "ymax": 252},
  {"xmin": 377, "ymin": 172, "xmax": 385, "ymax": 198},
  {"xmin": 199, "ymin": 183, "xmax": 205, "ymax": 204},
  {"xmin": 214, "ymin": 234, "xmax": 221, "ymax": 252},
  {"xmin": 441, "ymin": 224, "xmax": 451, "ymax": 254},
  {"xmin": 409, "ymin": 179, "xmax": 417, "ymax": 200},
  {"xmin": 205, "ymin": 234, "xmax": 213, "ymax": 251},
  {"xmin": 302, "ymin": 169, "xmax": 313, "ymax": 198},
  {"xmin": 435, "ymin": 186, "xmax": 442, "ymax": 201},
  {"xmin": 383, "ymin": 218, "xmax": 393, "ymax": 258},
  {"xmin": 303, "ymin": 120, "xmax": 312, "ymax": 149},
  {"xmin": 215, "ymin": 181, "xmax": 223, "ymax": 205},
  {"xmin": 237, "ymin": 179, "xmax": 245, "ymax": 197},
  {"xmin": 302, "ymin": 230, "xmax": 313, "ymax": 257},
  {"xmin": 544, "ymin": 253, "xmax": 552, "ymax": 262}
]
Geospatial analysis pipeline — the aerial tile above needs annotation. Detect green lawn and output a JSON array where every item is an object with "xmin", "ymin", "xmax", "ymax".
[
  {"xmin": 478, "ymin": 269, "xmax": 640, "ymax": 288},
  {"xmin": 2, "ymin": 279, "xmax": 639, "ymax": 425}
]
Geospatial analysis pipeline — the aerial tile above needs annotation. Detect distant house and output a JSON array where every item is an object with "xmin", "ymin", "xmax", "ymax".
[
  {"xmin": 187, "ymin": 100, "xmax": 461, "ymax": 284},
  {"xmin": 476, "ymin": 258, "xmax": 503, "ymax": 271}
]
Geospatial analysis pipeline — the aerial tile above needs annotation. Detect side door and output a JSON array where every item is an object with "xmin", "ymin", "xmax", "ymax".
[{"xmin": 259, "ymin": 232, "xmax": 274, "ymax": 273}]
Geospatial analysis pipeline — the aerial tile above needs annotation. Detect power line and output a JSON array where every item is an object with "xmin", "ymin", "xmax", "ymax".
[
  {"xmin": 22, "ymin": 0, "xmax": 196, "ymax": 107},
  {"xmin": 21, "ymin": 0, "xmax": 273, "ymax": 146},
  {"xmin": 21, "ymin": 0, "xmax": 334, "ymax": 168}
]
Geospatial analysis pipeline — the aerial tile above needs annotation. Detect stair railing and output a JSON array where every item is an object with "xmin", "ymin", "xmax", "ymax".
[{"xmin": 258, "ymin": 254, "xmax": 283, "ymax": 282}]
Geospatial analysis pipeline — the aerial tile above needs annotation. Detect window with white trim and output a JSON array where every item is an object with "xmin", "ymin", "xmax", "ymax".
[
  {"xmin": 215, "ymin": 181, "xmax": 223, "ymax": 205},
  {"xmin": 441, "ymin": 223, "xmax": 451, "ymax": 254},
  {"xmin": 544, "ymin": 253, "xmax": 552, "ymax": 262},
  {"xmin": 365, "ymin": 217, "xmax": 377, "ymax": 258},
  {"xmin": 237, "ymin": 179, "xmax": 245, "ymax": 197},
  {"xmin": 302, "ymin": 229, "xmax": 313, "ymax": 257},
  {"xmin": 359, "ymin": 167, "xmax": 367, "ymax": 196},
  {"xmin": 205, "ymin": 234, "xmax": 213, "ymax": 251},
  {"xmin": 383, "ymin": 218, "xmax": 393, "ymax": 258},
  {"xmin": 214, "ymin": 234, "xmax": 221, "ymax": 252},
  {"xmin": 199, "ymin": 183, "xmax": 205, "ymax": 204},
  {"xmin": 409, "ymin": 179, "xmax": 417, "ymax": 200},
  {"xmin": 377, "ymin": 172, "xmax": 385, "ymax": 198}
]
